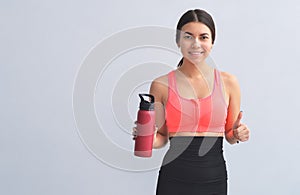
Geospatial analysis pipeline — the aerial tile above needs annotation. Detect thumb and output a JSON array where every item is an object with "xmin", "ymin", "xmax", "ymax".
[{"xmin": 233, "ymin": 111, "xmax": 243, "ymax": 129}]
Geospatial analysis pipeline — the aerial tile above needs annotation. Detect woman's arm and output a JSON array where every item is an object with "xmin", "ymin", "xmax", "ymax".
[
  {"xmin": 149, "ymin": 76, "xmax": 169, "ymax": 149},
  {"xmin": 222, "ymin": 72, "xmax": 246, "ymax": 144}
]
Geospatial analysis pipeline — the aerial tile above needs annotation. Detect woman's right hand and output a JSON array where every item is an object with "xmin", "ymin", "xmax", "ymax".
[
  {"xmin": 132, "ymin": 121, "xmax": 138, "ymax": 140},
  {"xmin": 132, "ymin": 121, "xmax": 159, "ymax": 141}
]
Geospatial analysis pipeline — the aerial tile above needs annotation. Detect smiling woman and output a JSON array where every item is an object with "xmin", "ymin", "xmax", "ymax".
[
  {"xmin": 176, "ymin": 9, "xmax": 216, "ymax": 67},
  {"xmin": 132, "ymin": 8, "xmax": 250, "ymax": 195},
  {"xmin": 178, "ymin": 22, "xmax": 213, "ymax": 67}
]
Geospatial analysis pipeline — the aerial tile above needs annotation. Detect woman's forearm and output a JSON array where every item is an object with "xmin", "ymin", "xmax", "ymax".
[
  {"xmin": 225, "ymin": 130, "xmax": 239, "ymax": 145},
  {"xmin": 153, "ymin": 132, "xmax": 169, "ymax": 149}
]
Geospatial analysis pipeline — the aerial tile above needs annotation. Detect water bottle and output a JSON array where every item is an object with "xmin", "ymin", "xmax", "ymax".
[{"xmin": 134, "ymin": 94, "xmax": 155, "ymax": 157}]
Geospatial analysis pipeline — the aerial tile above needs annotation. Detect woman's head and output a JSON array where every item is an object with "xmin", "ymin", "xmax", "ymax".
[
  {"xmin": 176, "ymin": 9, "xmax": 216, "ymax": 66},
  {"xmin": 176, "ymin": 9, "xmax": 216, "ymax": 45}
]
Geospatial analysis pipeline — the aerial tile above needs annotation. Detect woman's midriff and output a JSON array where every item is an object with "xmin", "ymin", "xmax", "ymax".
[{"xmin": 169, "ymin": 131, "xmax": 224, "ymax": 137}]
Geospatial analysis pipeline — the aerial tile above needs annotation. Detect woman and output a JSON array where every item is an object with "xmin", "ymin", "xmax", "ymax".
[{"xmin": 134, "ymin": 9, "xmax": 250, "ymax": 195}]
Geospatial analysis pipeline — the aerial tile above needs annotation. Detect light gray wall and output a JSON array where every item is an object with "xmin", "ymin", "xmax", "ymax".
[{"xmin": 1, "ymin": 0, "xmax": 300, "ymax": 194}]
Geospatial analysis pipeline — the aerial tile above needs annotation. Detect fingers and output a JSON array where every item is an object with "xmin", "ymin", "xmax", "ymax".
[
  {"xmin": 233, "ymin": 111, "xmax": 243, "ymax": 129},
  {"xmin": 132, "ymin": 124, "xmax": 158, "ymax": 140},
  {"xmin": 232, "ymin": 111, "xmax": 249, "ymax": 142},
  {"xmin": 132, "ymin": 127, "xmax": 137, "ymax": 140},
  {"xmin": 132, "ymin": 121, "xmax": 138, "ymax": 140},
  {"xmin": 234, "ymin": 124, "xmax": 250, "ymax": 142}
]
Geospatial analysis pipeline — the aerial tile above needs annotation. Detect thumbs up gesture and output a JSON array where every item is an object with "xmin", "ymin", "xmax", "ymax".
[{"xmin": 233, "ymin": 111, "xmax": 250, "ymax": 142}]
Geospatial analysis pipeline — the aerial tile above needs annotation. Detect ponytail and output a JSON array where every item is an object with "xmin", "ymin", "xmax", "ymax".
[{"xmin": 177, "ymin": 57, "xmax": 183, "ymax": 67}]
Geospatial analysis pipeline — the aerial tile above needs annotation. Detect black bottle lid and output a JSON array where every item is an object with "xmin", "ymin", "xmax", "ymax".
[{"xmin": 138, "ymin": 94, "xmax": 155, "ymax": 111}]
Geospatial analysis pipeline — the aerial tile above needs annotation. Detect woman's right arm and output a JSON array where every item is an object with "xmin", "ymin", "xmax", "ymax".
[{"xmin": 149, "ymin": 76, "xmax": 169, "ymax": 149}]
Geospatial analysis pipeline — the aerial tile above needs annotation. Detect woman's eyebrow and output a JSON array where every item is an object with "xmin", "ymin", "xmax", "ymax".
[
  {"xmin": 184, "ymin": 32, "xmax": 209, "ymax": 36},
  {"xmin": 184, "ymin": 32, "xmax": 194, "ymax": 36}
]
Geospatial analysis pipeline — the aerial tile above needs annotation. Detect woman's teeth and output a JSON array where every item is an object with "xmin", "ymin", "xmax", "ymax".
[{"xmin": 189, "ymin": 51, "xmax": 204, "ymax": 55}]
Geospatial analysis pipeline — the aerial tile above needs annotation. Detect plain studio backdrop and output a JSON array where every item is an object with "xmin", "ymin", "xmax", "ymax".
[{"xmin": 1, "ymin": 0, "xmax": 300, "ymax": 194}]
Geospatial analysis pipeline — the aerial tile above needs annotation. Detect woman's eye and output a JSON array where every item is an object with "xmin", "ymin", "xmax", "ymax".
[
  {"xmin": 184, "ymin": 35, "xmax": 192, "ymax": 39},
  {"xmin": 201, "ymin": 36, "xmax": 209, "ymax": 40}
]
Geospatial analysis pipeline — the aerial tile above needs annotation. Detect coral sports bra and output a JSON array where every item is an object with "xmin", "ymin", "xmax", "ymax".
[{"xmin": 165, "ymin": 69, "xmax": 228, "ymax": 133}]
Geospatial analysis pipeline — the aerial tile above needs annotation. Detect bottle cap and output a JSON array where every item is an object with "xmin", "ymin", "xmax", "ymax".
[{"xmin": 138, "ymin": 94, "xmax": 155, "ymax": 111}]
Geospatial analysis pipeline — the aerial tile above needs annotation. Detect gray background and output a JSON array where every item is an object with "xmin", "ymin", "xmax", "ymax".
[{"xmin": 1, "ymin": 0, "xmax": 300, "ymax": 194}]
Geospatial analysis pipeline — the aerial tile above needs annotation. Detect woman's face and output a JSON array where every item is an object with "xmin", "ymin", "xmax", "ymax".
[{"xmin": 178, "ymin": 22, "xmax": 213, "ymax": 65}]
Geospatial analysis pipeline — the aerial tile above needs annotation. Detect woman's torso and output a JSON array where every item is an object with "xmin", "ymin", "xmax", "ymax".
[{"xmin": 163, "ymin": 69, "xmax": 229, "ymax": 137}]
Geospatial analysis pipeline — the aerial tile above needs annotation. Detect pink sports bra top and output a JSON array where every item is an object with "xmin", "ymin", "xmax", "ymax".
[{"xmin": 165, "ymin": 69, "xmax": 228, "ymax": 133}]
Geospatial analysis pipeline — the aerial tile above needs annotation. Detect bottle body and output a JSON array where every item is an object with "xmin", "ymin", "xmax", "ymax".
[
  {"xmin": 134, "ymin": 110, "xmax": 155, "ymax": 157},
  {"xmin": 134, "ymin": 94, "xmax": 155, "ymax": 157}
]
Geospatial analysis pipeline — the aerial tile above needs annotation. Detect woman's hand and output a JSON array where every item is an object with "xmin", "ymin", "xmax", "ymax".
[
  {"xmin": 233, "ymin": 111, "xmax": 250, "ymax": 142},
  {"xmin": 132, "ymin": 121, "xmax": 158, "ymax": 140},
  {"xmin": 132, "ymin": 121, "xmax": 138, "ymax": 140}
]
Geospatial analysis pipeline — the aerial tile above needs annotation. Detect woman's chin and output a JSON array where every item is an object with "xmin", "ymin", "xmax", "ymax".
[{"xmin": 185, "ymin": 58, "xmax": 206, "ymax": 66}]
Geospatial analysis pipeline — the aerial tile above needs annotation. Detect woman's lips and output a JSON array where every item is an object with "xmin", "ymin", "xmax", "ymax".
[{"xmin": 188, "ymin": 51, "xmax": 204, "ymax": 56}]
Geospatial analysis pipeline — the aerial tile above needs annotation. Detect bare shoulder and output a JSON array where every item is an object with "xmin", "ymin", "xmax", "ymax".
[
  {"xmin": 220, "ymin": 71, "xmax": 240, "ymax": 88},
  {"xmin": 151, "ymin": 74, "xmax": 168, "ymax": 89},
  {"xmin": 150, "ymin": 74, "xmax": 169, "ymax": 103}
]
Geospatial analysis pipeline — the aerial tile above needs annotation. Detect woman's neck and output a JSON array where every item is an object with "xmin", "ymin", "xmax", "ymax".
[{"xmin": 178, "ymin": 58, "xmax": 213, "ymax": 78}]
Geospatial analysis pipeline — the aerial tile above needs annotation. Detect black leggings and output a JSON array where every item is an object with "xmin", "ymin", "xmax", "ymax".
[{"xmin": 156, "ymin": 136, "xmax": 227, "ymax": 195}]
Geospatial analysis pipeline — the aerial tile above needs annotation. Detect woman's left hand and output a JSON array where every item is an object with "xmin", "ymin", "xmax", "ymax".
[{"xmin": 233, "ymin": 111, "xmax": 250, "ymax": 142}]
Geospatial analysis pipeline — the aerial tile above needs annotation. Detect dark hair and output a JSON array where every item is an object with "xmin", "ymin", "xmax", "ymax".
[{"xmin": 176, "ymin": 9, "xmax": 216, "ymax": 67}]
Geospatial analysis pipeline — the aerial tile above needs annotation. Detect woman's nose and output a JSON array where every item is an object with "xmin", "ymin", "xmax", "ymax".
[{"xmin": 192, "ymin": 38, "xmax": 201, "ymax": 49}]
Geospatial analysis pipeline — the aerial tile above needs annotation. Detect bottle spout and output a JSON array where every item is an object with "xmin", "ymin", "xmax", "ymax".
[
  {"xmin": 138, "ymin": 94, "xmax": 155, "ymax": 110},
  {"xmin": 138, "ymin": 94, "xmax": 155, "ymax": 103}
]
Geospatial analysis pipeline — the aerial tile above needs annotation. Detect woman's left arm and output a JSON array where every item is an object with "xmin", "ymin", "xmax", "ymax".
[{"xmin": 223, "ymin": 72, "xmax": 250, "ymax": 144}]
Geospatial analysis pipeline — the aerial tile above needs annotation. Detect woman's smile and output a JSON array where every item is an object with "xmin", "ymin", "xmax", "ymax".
[{"xmin": 188, "ymin": 50, "xmax": 205, "ymax": 57}]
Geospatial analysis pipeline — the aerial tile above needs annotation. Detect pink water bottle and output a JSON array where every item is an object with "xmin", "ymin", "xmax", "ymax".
[{"xmin": 134, "ymin": 94, "xmax": 155, "ymax": 157}]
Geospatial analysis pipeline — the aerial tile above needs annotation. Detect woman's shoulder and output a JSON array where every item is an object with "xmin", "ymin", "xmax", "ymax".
[
  {"xmin": 151, "ymin": 70, "xmax": 175, "ymax": 87},
  {"xmin": 219, "ymin": 70, "xmax": 240, "ymax": 93},
  {"xmin": 220, "ymin": 71, "xmax": 239, "ymax": 86},
  {"xmin": 150, "ymin": 72, "xmax": 172, "ymax": 103},
  {"xmin": 151, "ymin": 73, "xmax": 169, "ymax": 91}
]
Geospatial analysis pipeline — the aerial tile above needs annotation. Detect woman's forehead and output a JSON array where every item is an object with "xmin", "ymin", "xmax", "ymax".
[{"xmin": 181, "ymin": 22, "xmax": 211, "ymax": 35}]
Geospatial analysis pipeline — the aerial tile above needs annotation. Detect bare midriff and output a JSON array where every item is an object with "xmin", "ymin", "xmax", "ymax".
[{"xmin": 169, "ymin": 131, "xmax": 224, "ymax": 137}]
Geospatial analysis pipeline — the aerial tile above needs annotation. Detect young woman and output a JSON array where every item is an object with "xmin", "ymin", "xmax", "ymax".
[{"xmin": 133, "ymin": 9, "xmax": 250, "ymax": 195}]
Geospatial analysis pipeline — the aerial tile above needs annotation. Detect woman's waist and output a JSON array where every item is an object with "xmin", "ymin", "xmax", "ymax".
[
  {"xmin": 167, "ymin": 124, "xmax": 225, "ymax": 134},
  {"xmin": 162, "ymin": 136, "xmax": 225, "ymax": 167},
  {"xmin": 167, "ymin": 136, "xmax": 224, "ymax": 156},
  {"xmin": 169, "ymin": 131, "xmax": 224, "ymax": 137}
]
